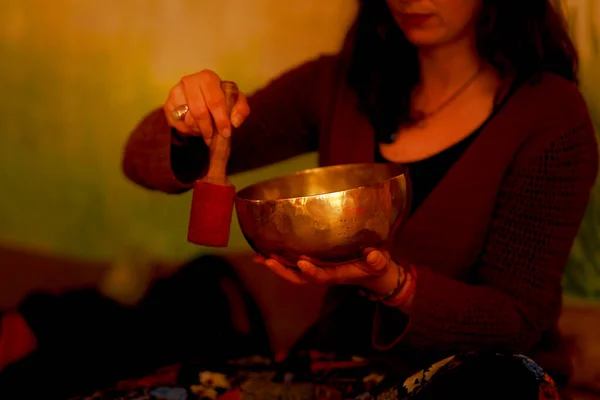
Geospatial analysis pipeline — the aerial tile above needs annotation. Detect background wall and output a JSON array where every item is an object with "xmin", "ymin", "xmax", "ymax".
[
  {"xmin": 0, "ymin": 0, "xmax": 356, "ymax": 262},
  {"xmin": 0, "ymin": 0, "xmax": 598, "ymax": 299},
  {"xmin": 562, "ymin": 0, "xmax": 600, "ymax": 299}
]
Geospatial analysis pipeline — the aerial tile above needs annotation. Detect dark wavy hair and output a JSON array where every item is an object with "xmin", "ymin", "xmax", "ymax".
[{"xmin": 346, "ymin": 0, "xmax": 579, "ymax": 143}]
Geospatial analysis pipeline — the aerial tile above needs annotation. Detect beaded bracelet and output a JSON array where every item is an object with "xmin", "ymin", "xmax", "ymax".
[
  {"xmin": 382, "ymin": 264, "xmax": 417, "ymax": 308},
  {"xmin": 358, "ymin": 263, "xmax": 406, "ymax": 302}
]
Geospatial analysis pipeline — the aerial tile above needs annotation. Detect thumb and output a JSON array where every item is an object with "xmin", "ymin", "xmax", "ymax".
[{"xmin": 366, "ymin": 250, "xmax": 389, "ymax": 273}]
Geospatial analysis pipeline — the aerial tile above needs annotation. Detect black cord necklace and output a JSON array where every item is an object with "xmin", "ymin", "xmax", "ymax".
[
  {"xmin": 413, "ymin": 64, "xmax": 484, "ymax": 127},
  {"xmin": 389, "ymin": 65, "xmax": 485, "ymax": 141}
]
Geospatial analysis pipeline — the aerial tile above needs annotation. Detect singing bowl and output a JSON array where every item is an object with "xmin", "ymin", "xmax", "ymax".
[{"xmin": 234, "ymin": 163, "xmax": 411, "ymax": 267}]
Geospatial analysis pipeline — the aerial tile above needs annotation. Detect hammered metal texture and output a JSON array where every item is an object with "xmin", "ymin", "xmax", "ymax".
[{"xmin": 235, "ymin": 163, "xmax": 410, "ymax": 267}]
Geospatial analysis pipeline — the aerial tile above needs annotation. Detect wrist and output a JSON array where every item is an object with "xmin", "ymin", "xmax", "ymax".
[
  {"xmin": 361, "ymin": 262, "xmax": 403, "ymax": 297},
  {"xmin": 381, "ymin": 265, "xmax": 417, "ymax": 310}
]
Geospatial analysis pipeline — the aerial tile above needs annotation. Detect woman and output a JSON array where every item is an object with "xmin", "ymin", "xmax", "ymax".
[{"xmin": 1, "ymin": 0, "xmax": 597, "ymax": 398}]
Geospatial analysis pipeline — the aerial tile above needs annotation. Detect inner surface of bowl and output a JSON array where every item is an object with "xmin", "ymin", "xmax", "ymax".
[
  {"xmin": 235, "ymin": 163, "xmax": 410, "ymax": 267},
  {"xmin": 236, "ymin": 163, "xmax": 407, "ymax": 201}
]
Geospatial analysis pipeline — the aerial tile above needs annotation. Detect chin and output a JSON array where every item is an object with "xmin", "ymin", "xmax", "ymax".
[{"xmin": 402, "ymin": 30, "xmax": 448, "ymax": 48}]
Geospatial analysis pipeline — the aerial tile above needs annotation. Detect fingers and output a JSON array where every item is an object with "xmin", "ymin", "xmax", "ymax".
[
  {"xmin": 164, "ymin": 84, "xmax": 199, "ymax": 135},
  {"xmin": 254, "ymin": 248, "xmax": 391, "ymax": 286},
  {"xmin": 296, "ymin": 260, "xmax": 336, "ymax": 284},
  {"xmin": 362, "ymin": 247, "xmax": 377, "ymax": 257},
  {"xmin": 163, "ymin": 69, "xmax": 251, "ymax": 147},
  {"xmin": 231, "ymin": 93, "xmax": 250, "ymax": 128},
  {"xmin": 296, "ymin": 260, "xmax": 322, "ymax": 281},
  {"xmin": 199, "ymin": 71, "xmax": 231, "ymax": 138},
  {"xmin": 268, "ymin": 253, "xmax": 291, "ymax": 267},
  {"xmin": 365, "ymin": 250, "xmax": 390, "ymax": 274},
  {"xmin": 180, "ymin": 72, "xmax": 215, "ymax": 146},
  {"xmin": 265, "ymin": 259, "xmax": 310, "ymax": 285},
  {"xmin": 253, "ymin": 254, "xmax": 309, "ymax": 284}
]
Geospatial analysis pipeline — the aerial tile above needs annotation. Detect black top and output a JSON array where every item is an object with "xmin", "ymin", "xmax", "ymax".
[{"xmin": 375, "ymin": 127, "xmax": 483, "ymax": 214}]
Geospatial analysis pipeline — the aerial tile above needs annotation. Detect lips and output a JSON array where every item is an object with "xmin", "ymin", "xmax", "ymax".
[{"xmin": 398, "ymin": 13, "xmax": 434, "ymax": 26}]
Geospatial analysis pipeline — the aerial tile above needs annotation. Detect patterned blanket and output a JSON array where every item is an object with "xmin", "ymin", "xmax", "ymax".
[{"xmin": 70, "ymin": 351, "xmax": 559, "ymax": 400}]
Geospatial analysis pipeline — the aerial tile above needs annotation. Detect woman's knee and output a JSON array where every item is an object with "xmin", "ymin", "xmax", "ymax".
[
  {"xmin": 404, "ymin": 353, "xmax": 553, "ymax": 400},
  {"xmin": 144, "ymin": 254, "xmax": 263, "ymax": 336}
]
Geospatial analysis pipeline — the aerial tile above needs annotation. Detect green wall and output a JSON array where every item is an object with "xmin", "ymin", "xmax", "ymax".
[
  {"xmin": 0, "ymin": 0, "xmax": 353, "ymax": 261},
  {"xmin": 562, "ymin": 0, "xmax": 600, "ymax": 299}
]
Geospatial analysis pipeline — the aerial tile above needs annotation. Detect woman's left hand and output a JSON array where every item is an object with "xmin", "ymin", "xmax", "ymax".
[{"xmin": 254, "ymin": 249, "xmax": 399, "ymax": 293}]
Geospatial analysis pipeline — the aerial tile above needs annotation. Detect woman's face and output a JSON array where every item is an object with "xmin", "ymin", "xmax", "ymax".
[{"xmin": 385, "ymin": 0, "xmax": 482, "ymax": 48}]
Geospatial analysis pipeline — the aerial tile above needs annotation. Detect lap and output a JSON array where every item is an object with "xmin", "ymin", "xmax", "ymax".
[
  {"xmin": 226, "ymin": 252, "xmax": 329, "ymax": 352},
  {"xmin": 53, "ymin": 254, "xmax": 560, "ymax": 399},
  {"xmin": 81, "ymin": 351, "xmax": 561, "ymax": 400},
  {"xmin": 159, "ymin": 256, "xmax": 562, "ymax": 399}
]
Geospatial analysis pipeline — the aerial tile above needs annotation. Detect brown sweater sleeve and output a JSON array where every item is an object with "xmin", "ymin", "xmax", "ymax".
[
  {"xmin": 121, "ymin": 54, "xmax": 338, "ymax": 193},
  {"xmin": 372, "ymin": 119, "xmax": 599, "ymax": 354}
]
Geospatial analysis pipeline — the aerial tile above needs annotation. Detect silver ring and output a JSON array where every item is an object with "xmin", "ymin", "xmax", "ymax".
[{"xmin": 171, "ymin": 104, "xmax": 189, "ymax": 121}]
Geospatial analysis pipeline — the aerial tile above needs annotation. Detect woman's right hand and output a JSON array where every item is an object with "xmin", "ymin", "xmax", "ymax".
[{"xmin": 164, "ymin": 69, "xmax": 251, "ymax": 146}]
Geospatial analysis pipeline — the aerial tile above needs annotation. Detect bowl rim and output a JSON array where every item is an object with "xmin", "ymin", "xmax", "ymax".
[{"xmin": 235, "ymin": 162, "xmax": 409, "ymax": 203}]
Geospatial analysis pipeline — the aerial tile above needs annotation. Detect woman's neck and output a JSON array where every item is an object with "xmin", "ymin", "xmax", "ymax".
[{"xmin": 417, "ymin": 35, "xmax": 482, "ymax": 96}]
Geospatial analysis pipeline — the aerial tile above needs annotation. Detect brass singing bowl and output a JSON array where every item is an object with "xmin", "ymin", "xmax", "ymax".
[{"xmin": 234, "ymin": 163, "xmax": 411, "ymax": 267}]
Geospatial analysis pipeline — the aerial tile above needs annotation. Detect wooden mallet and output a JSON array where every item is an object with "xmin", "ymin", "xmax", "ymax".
[{"xmin": 187, "ymin": 81, "xmax": 239, "ymax": 247}]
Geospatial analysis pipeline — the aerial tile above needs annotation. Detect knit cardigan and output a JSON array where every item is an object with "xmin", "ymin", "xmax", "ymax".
[{"xmin": 122, "ymin": 53, "xmax": 598, "ymax": 382}]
